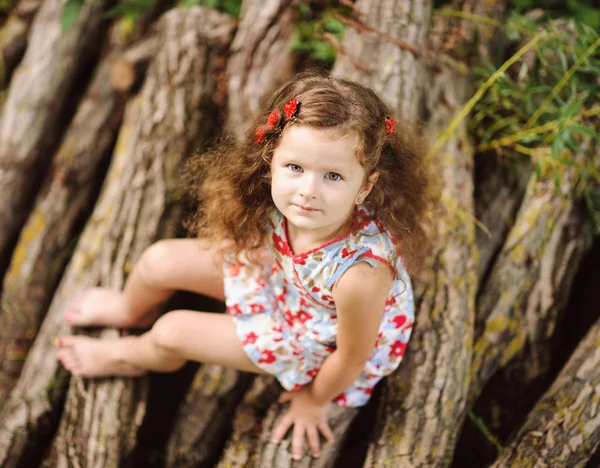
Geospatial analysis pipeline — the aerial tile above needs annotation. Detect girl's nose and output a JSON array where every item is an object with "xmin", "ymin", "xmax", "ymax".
[{"xmin": 299, "ymin": 175, "xmax": 318, "ymax": 198}]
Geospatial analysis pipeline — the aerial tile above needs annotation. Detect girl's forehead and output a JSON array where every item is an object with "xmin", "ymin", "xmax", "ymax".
[{"xmin": 276, "ymin": 125, "xmax": 360, "ymax": 161}]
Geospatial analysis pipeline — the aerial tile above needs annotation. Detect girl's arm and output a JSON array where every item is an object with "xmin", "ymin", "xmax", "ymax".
[
  {"xmin": 272, "ymin": 260, "xmax": 393, "ymax": 460},
  {"xmin": 309, "ymin": 259, "xmax": 394, "ymax": 404}
]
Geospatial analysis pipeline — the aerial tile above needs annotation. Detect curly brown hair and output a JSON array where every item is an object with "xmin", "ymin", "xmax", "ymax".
[{"xmin": 185, "ymin": 71, "xmax": 436, "ymax": 275}]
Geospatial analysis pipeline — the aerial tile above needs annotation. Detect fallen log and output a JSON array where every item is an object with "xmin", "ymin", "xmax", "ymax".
[
  {"xmin": 0, "ymin": 0, "xmax": 114, "ymax": 271},
  {"xmin": 0, "ymin": 6, "xmax": 235, "ymax": 467},
  {"xmin": 490, "ymin": 313, "xmax": 600, "ymax": 466},
  {"xmin": 469, "ymin": 138, "xmax": 596, "ymax": 407},
  {"xmin": 164, "ymin": 0, "xmax": 298, "ymax": 462},
  {"xmin": 0, "ymin": 0, "xmax": 42, "ymax": 91},
  {"xmin": 0, "ymin": 23, "xmax": 159, "ymax": 405},
  {"xmin": 363, "ymin": 0, "xmax": 505, "ymax": 464},
  {"xmin": 225, "ymin": 0, "xmax": 297, "ymax": 140}
]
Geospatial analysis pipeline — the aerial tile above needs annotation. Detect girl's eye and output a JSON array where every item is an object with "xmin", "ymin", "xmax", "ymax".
[
  {"xmin": 325, "ymin": 172, "xmax": 342, "ymax": 181},
  {"xmin": 287, "ymin": 164, "xmax": 302, "ymax": 172}
]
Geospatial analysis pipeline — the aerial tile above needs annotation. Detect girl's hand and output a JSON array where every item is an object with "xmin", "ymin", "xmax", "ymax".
[{"xmin": 271, "ymin": 386, "xmax": 335, "ymax": 460}]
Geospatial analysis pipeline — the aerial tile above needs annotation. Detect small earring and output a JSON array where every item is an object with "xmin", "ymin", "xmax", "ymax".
[{"xmin": 356, "ymin": 197, "xmax": 364, "ymax": 204}]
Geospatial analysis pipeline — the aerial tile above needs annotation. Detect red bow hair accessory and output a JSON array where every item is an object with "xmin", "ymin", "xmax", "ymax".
[
  {"xmin": 283, "ymin": 98, "xmax": 299, "ymax": 119},
  {"xmin": 385, "ymin": 116, "xmax": 396, "ymax": 135}
]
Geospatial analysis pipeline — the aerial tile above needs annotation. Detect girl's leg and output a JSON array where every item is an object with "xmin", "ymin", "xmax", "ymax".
[
  {"xmin": 56, "ymin": 311, "xmax": 266, "ymax": 377},
  {"xmin": 65, "ymin": 239, "xmax": 227, "ymax": 328}
]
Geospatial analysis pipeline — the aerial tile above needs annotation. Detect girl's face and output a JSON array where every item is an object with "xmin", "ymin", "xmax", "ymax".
[{"xmin": 271, "ymin": 125, "xmax": 376, "ymax": 248}]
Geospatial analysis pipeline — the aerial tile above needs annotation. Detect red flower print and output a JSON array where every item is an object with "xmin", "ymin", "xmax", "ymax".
[
  {"xmin": 306, "ymin": 367, "xmax": 320, "ymax": 379},
  {"xmin": 227, "ymin": 304, "xmax": 242, "ymax": 316},
  {"xmin": 267, "ymin": 110, "xmax": 279, "ymax": 128},
  {"xmin": 296, "ymin": 310, "xmax": 313, "ymax": 324},
  {"xmin": 284, "ymin": 311, "xmax": 294, "ymax": 325},
  {"xmin": 255, "ymin": 126, "xmax": 266, "ymax": 143},
  {"xmin": 242, "ymin": 332, "xmax": 258, "ymax": 345},
  {"xmin": 364, "ymin": 387, "xmax": 373, "ymax": 395},
  {"xmin": 249, "ymin": 303, "xmax": 265, "ymax": 314},
  {"xmin": 321, "ymin": 294, "xmax": 333, "ymax": 303},
  {"xmin": 341, "ymin": 247, "xmax": 351, "ymax": 258},
  {"xmin": 390, "ymin": 315, "xmax": 407, "ymax": 329},
  {"xmin": 283, "ymin": 98, "xmax": 298, "ymax": 119},
  {"xmin": 291, "ymin": 383, "xmax": 304, "ymax": 391},
  {"xmin": 272, "ymin": 325, "xmax": 283, "ymax": 333},
  {"xmin": 333, "ymin": 394, "xmax": 347, "ymax": 405},
  {"xmin": 390, "ymin": 340, "xmax": 407, "ymax": 358},
  {"xmin": 272, "ymin": 233, "xmax": 291, "ymax": 256},
  {"xmin": 258, "ymin": 350, "xmax": 276, "ymax": 364},
  {"xmin": 385, "ymin": 296, "xmax": 397, "ymax": 307},
  {"xmin": 311, "ymin": 286, "xmax": 320, "ymax": 293},
  {"xmin": 294, "ymin": 252, "xmax": 309, "ymax": 265}
]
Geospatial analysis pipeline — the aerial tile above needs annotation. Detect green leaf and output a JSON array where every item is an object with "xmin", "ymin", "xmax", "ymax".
[{"xmin": 61, "ymin": 0, "xmax": 84, "ymax": 33}]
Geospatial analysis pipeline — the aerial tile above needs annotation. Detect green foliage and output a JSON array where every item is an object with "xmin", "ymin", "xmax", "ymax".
[
  {"xmin": 291, "ymin": 2, "xmax": 347, "ymax": 67},
  {"xmin": 469, "ymin": 13, "xmax": 600, "ymax": 233},
  {"xmin": 61, "ymin": 0, "xmax": 85, "ymax": 33},
  {"xmin": 509, "ymin": 0, "xmax": 600, "ymax": 30}
]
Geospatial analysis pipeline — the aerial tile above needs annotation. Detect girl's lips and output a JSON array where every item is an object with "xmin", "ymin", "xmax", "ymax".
[{"xmin": 293, "ymin": 204, "xmax": 319, "ymax": 212}]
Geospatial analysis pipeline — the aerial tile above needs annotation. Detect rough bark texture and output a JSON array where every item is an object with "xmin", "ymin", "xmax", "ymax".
[
  {"xmin": 0, "ymin": 0, "xmax": 113, "ymax": 268},
  {"xmin": 475, "ymin": 160, "xmax": 529, "ymax": 284},
  {"xmin": 331, "ymin": 0, "xmax": 431, "ymax": 120},
  {"xmin": 0, "ymin": 23, "xmax": 158, "ymax": 405},
  {"xmin": 469, "ymin": 141, "xmax": 595, "ymax": 407},
  {"xmin": 217, "ymin": 375, "xmax": 357, "ymax": 467},
  {"xmin": 165, "ymin": 1, "xmax": 298, "ymax": 461},
  {"xmin": 0, "ymin": 0, "xmax": 42, "ymax": 91},
  {"xmin": 165, "ymin": 366, "xmax": 252, "ymax": 467},
  {"xmin": 109, "ymin": 36, "xmax": 159, "ymax": 92},
  {"xmin": 225, "ymin": 0, "xmax": 297, "ymax": 140},
  {"xmin": 363, "ymin": 0, "xmax": 504, "ymax": 464},
  {"xmin": 490, "ymin": 315, "xmax": 600, "ymax": 467},
  {"xmin": 0, "ymin": 7, "xmax": 235, "ymax": 467}
]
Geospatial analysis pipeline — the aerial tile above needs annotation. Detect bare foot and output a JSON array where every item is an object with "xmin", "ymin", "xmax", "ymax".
[
  {"xmin": 55, "ymin": 336, "xmax": 147, "ymax": 377},
  {"xmin": 65, "ymin": 288, "xmax": 158, "ymax": 328}
]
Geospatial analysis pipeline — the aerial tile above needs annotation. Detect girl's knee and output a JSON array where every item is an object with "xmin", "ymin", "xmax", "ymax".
[
  {"xmin": 137, "ymin": 240, "xmax": 173, "ymax": 286},
  {"xmin": 150, "ymin": 312, "xmax": 185, "ymax": 353}
]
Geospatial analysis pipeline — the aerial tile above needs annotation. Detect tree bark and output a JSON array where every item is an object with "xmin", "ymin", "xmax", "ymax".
[
  {"xmin": 469, "ymin": 139, "xmax": 595, "ymax": 407},
  {"xmin": 0, "ymin": 0, "xmax": 114, "ymax": 270},
  {"xmin": 0, "ymin": 0, "xmax": 42, "ymax": 91},
  {"xmin": 363, "ymin": 1, "xmax": 504, "ymax": 464},
  {"xmin": 0, "ymin": 7, "xmax": 235, "ymax": 467},
  {"xmin": 164, "ymin": 1, "xmax": 298, "ymax": 461},
  {"xmin": 0, "ymin": 22, "xmax": 159, "ymax": 406},
  {"xmin": 225, "ymin": 0, "xmax": 297, "ymax": 140},
  {"xmin": 490, "ymin": 314, "xmax": 600, "ymax": 467},
  {"xmin": 165, "ymin": 365, "xmax": 252, "ymax": 467}
]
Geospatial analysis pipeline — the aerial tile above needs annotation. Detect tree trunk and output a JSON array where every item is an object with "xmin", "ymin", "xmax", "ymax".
[
  {"xmin": 225, "ymin": 0, "xmax": 298, "ymax": 141},
  {"xmin": 0, "ymin": 22, "xmax": 158, "ymax": 405},
  {"xmin": 475, "ymin": 159, "xmax": 529, "ymax": 284},
  {"xmin": 164, "ymin": 0, "xmax": 298, "ymax": 461},
  {"xmin": 0, "ymin": 0, "xmax": 42, "ymax": 91},
  {"xmin": 490, "ymin": 314, "xmax": 600, "ymax": 467},
  {"xmin": 165, "ymin": 365, "xmax": 252, "ymax": 467},
  {"xmin": 469, "ymin": 138, "xmax": 595, "ymax": 407},
  {"xmin": 0, "ymin": 7, "xmax": 235, "ymax": 467},
  {"xmin": 364, "ymin": 1, "xmax": 504, "ymax": 465},
  {"xmin": 0, "ymin": 0, "xmax": 113, "ymax": 270}
]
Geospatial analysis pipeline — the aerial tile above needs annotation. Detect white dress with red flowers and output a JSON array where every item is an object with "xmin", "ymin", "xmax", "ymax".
[{"xmin": 223, "ymin": 207, "xmax": 414, "ymax": 407}]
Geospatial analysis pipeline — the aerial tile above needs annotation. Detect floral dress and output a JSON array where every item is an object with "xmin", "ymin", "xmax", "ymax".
[{"xmin": 223, "ymin": 207, "xmax": 414, "ymax": 407}]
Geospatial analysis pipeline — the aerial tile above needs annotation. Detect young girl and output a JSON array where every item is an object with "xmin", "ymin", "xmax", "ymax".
[{"xmin": 56, "ymin": 71, "xmax": 431, "ymax": 460}]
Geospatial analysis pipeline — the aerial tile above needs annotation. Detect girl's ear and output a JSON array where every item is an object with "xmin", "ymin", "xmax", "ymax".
[{"xmin": 356, "ymin": 171, "xmax": 379, "ymax": 204}]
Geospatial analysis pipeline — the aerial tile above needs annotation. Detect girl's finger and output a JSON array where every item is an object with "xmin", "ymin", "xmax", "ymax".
[
  {"xmin": 318, "ymin": 422, "xmax": 335, "ymax": 442},
  {"xmin": 272, "ymin": 415, "xmax": 292, "ymax": 443},
  {"xmin": 306, "ymin": 425, "xmax": 321, "ymax": 457},
  {"xmin": 291, "ymin": 422, "xmax": 305, "ymax": 461},
  {"xmin": 278, "ymin": 391, "xmax": 292, "ymax": 403}
]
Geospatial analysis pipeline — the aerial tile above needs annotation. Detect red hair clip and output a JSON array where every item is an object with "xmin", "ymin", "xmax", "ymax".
[
  {"xmin": 255, "ymin": 99, "xmax": 301, "ymax": 144},
  {"xmin": 385, "ymin": 116, "xmax": 396, "ymax": 135}
]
